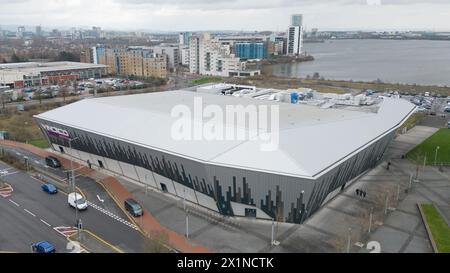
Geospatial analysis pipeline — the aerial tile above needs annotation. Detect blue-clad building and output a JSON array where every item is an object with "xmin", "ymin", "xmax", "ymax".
[{"xmin": 234, "ymin": 42, "xmax": 267, "ymax": 60}]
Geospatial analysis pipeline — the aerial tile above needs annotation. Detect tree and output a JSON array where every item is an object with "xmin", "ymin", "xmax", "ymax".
[
  {"xmin": 34, "ymin": 89, "xmax": 43, "ymax": 105},
  {"xmin": 11, "ymin": 53, "xmax": 27, "ymax": 63},
  {"xmin": 55, "ymin": 51, "xmax": 80, "ymax": 62},
  {"xmin": 59, "ymin": 86, "xmax": 68, "ymax": 103}
]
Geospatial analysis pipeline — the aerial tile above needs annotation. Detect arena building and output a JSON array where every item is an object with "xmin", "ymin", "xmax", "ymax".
[{"xmin": 34, "ymin": 85, "xmax": 416, "ymax": 224}]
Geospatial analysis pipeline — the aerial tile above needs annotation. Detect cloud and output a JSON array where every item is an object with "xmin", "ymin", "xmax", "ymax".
[{"xmin": 0, "ymin": 0, "xmax": 449, "ymax": 31}]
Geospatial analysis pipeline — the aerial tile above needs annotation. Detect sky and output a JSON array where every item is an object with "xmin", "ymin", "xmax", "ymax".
[{"xmin": 1, "ymin": 0, "xmax": 450, "ymax": 32}]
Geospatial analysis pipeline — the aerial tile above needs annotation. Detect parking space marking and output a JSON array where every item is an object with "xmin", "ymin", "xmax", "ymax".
[{"xmin": 24, "ymin": 209, "xmax": 36, "ymax": 217}]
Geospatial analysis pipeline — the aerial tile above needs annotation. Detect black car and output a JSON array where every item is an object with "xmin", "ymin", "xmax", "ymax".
[
  {"xmin": 45, "ymin": 156, "xmax": 62, "ymax": 168},
  {"xmin": 124, "ymin": 199, "xmax": 143, "ymax": 217}
]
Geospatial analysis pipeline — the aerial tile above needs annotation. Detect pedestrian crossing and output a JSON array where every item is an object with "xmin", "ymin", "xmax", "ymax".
[{"xmin": 87, "ymin": 202, "xmax": 139, "ymax": 231}]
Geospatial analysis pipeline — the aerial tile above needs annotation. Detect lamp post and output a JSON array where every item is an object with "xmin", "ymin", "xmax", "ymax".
[
  {"xmin": 346, "ymin": 228, "xmax": 352, "ymax": 253},
  {"xmin": 67, "ymin": 136, "xmax": 80, "ymax": 240},
  {"xmin": 434, "ymin": 146, "xmax": 440, "ymax": 165},
  {"xmin": 368, "ymin": 207, "xmax": 374, "ymax": 234},
  {"xmin": 271, "ymin": 218, "xmax": 275, "ymax": 246}
]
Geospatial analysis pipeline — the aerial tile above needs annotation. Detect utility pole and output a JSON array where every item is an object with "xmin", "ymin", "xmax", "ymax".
[
  {"xmin": 271, "ymin": 218, "xmax": 275, "ymax": 246},
  {"xmin": 384, "ymin": 194, "xmax": 389, "ymax": 215},
  {"xmin": 396, "ymin": 184, "xmax": 401, "ymax": 202},
  {"xmin": 368, "ymin": 207, "xmax": 374, "ymax": 234},
  {"xmin": 346, "ymin": 228, "xmax": 352, "ymax": 253},
  {"xmin": 68, "ymin": 137, "xmax": 80, "ymax": 240},
  {"xmin": 185, "ymin": 209, "xmax": 189, "ymax": 239},
  {"xmin": 434, "ymin": 146, "xmax": 440, "ymax": 165},
  {"xmin": 409, "ymin": 173, "xmax": 413, "ymax": 191}
]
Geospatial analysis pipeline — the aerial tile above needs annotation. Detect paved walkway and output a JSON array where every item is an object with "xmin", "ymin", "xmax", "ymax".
[{"xmin": 0, "ymin": 140, "xmax": 209, "ymax": 253}]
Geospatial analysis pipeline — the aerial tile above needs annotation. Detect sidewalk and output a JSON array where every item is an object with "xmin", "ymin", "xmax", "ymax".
[{"xmin": 0, "ymin": 140, "xmax": 210, "ymax": 253}]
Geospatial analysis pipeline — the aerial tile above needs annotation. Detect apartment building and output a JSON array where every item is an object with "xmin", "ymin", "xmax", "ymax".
[
  {"xmin": 88, "ymin": 47, "xmax": 168, "ymax": 79},
  {"xmin": 189, "ymin": 33, "xmax": 260, "ymax": 77}
]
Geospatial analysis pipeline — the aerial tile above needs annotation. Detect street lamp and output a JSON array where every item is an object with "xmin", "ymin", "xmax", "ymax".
[
  {"xmin": 66, "ymin": 136, "xmax": 80, "ymax": 240},
  {"xmin": 434, "ymin": 146, "xmax": 440, "ymax": 165},
  {"xmin": 346, "ymin": 228, "xmax": 352, "ymax": 253}
]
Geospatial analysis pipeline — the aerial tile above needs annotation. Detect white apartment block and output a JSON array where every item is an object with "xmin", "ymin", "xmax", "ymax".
[
  {"xmin": 189, "ymin": 33, "xmax": 259, "ymax": 77},
  {"xmin": 180, "ymin": 46, "xmax": 190, "ymax": 66},
  {"xmin": 151, "ymin": 44, "xmax": 180, "ymax": 68}
]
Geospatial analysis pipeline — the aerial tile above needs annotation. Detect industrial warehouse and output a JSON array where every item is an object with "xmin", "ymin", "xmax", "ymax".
[
  {"xmin": 34, "ymin": 84, "xmax": 416, "ymax": 224},
  {"xmin": 0, "ymin": 61, "xmax": 107, "ymax": 88}
]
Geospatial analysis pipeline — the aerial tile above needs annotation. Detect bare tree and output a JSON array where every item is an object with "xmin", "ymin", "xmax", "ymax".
[{"xmin": 59, "ymin": 86, "xmax": 68, "ymax": 103}]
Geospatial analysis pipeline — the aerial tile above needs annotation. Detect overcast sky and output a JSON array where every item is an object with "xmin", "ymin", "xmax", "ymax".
[{"xmin": 1, "ymin": 0, "xmax": 449, "ymax": 32}]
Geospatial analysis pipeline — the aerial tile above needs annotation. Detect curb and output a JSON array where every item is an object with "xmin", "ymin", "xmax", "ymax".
[{"xmin": 417, "ymin": 203, "xmax": 439, "ymax": 253}]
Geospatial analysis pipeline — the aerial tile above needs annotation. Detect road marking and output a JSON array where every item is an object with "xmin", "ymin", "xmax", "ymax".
[
  {"xmin": 9, "ymin": 199, "xmax": 20, "ymax": 207},
  {"xmin": 0, "ymin": 183, "xmax": 13, "ymax": 198},
  {"xmin": 24, "ymin": 209, "xmax": 36, "ymax": 217},
  {"xmin": 34, "ymin": 160, "xmax": 41, "ymax": 164},
  {"xmin": 40, "ymin": 219, "xmax": 52, "ymax": 227},
  {"xmin": 54, "ymin": 226, "xmax": 78, "ymax": 238},
  {"xmin": 97, "ymin": 195, "xmax": 105, "ymax": 203},
  {"xmin": 87, "ymin": 201, "xmax": 139, "ymax": 231},
  {"xmin": 0, "ymin": 171, "xmax": 19, "ymax": 178}
]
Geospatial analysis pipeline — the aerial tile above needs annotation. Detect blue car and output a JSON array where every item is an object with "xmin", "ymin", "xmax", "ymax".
[
  {"xmin": 41, "ymin": 183, "xmax": 58, "ymax": 194},
  {"xmin": 31, "ymin": 241, "xmax": 56, "ymax": 253}
]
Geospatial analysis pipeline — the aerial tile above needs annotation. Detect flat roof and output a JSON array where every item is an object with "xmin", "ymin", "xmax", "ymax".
[
  {"xmin": 0, "ymin": 62, "xmax": 107, "ymax": 74},
  {"xmin": 35, "ymin": 90, "xmax": 416, "ymax": 179}
]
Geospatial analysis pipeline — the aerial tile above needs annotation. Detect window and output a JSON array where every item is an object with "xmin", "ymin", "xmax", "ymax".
[{"xmin": 245, "ymin": 208, "xmax": 257, "ymax": 218}]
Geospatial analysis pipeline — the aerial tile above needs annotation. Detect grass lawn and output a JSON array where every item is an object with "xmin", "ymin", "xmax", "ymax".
[
  {"xmin": 407, "ymin": 129, "xmax": 450, "ymax": 165},
  {"xmin": 192, "ymin": 76, "xmax": 223, "ymax": 85},
  {"xmin": 420, "ymin": 204, "xmax": 450, "ymax": 253},
  {"xmin": 28, "ymin": 139, "xmax": 49, "ymax": 149}
]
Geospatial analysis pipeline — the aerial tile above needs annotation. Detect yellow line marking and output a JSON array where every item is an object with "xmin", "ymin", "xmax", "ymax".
[
  {"xmin": 68, "ymin": 229, "xmax": 124, "ymax": 253},
  {"xmin": 93, "ymin": 178, "xmax": 177, "ymax": 253},
  {"xmin": 0, "ymin": 251, "xmax": 18, "ymax": 253}
]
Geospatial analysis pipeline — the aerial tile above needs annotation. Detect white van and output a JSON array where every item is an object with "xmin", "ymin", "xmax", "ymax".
[{"xmin": 68, "ymin": 193, "xmax": 88, "ymax": 211}]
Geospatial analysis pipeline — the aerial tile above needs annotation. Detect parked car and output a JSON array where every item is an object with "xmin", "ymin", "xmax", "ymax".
[
  {"xmin": 45, "ymin": 156, "xmax": 61, "ymax": 168},
  {"xmin": 68, "ymin": 193, "xmax": 88, "ymax": 211},
  {"xmin": 41, "ymin": 183, "xmax": 58, "ymax": 194},
  {"xmin": 31, "ymin": 241, "xmax": 56, "ymax": 253},
  {"xmin": 124, "ymin": 198, "xmax": 143, "ymax": 217}
]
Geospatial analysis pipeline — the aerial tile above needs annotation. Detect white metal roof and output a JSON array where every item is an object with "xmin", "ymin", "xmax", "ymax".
[
  {"xmin": 0, "ymin": 62, "xmax": 107, "ymax": 74},
  {"xmin": 35, "ymin": 90, "xmax": 416, "ymax": 179}
]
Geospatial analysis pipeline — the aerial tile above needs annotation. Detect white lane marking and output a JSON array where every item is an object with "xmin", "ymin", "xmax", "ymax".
[
  {"xmin": 9, "ymin": 199, "xmax": 20, "ymax": 207},
  {"xmin": 0, "ymin": 167, "xmax": 13, "ymax": 173},
  {"xmin": 34, "ymin": 160, "xmax": 41, "ymax": 164},
  {"xmin": 40, "ymin": 219, "xmax": 52, "ymax": 227},
  {"xmin": 24, "ymin": 209, "xmax": 36, "ymax": 217},
  {"xmin": 97, "ymin": 195, "xmax": 105, "ymax": 203},
  {"xmin": 0, "ymin": 171, "xmax": 19, "ymax": 178}
]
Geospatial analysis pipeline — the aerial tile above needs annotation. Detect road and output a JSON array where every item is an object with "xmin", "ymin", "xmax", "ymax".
[{"xmin": 0, "ymin": 159, "xmax": 152, "ymax": 253}]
